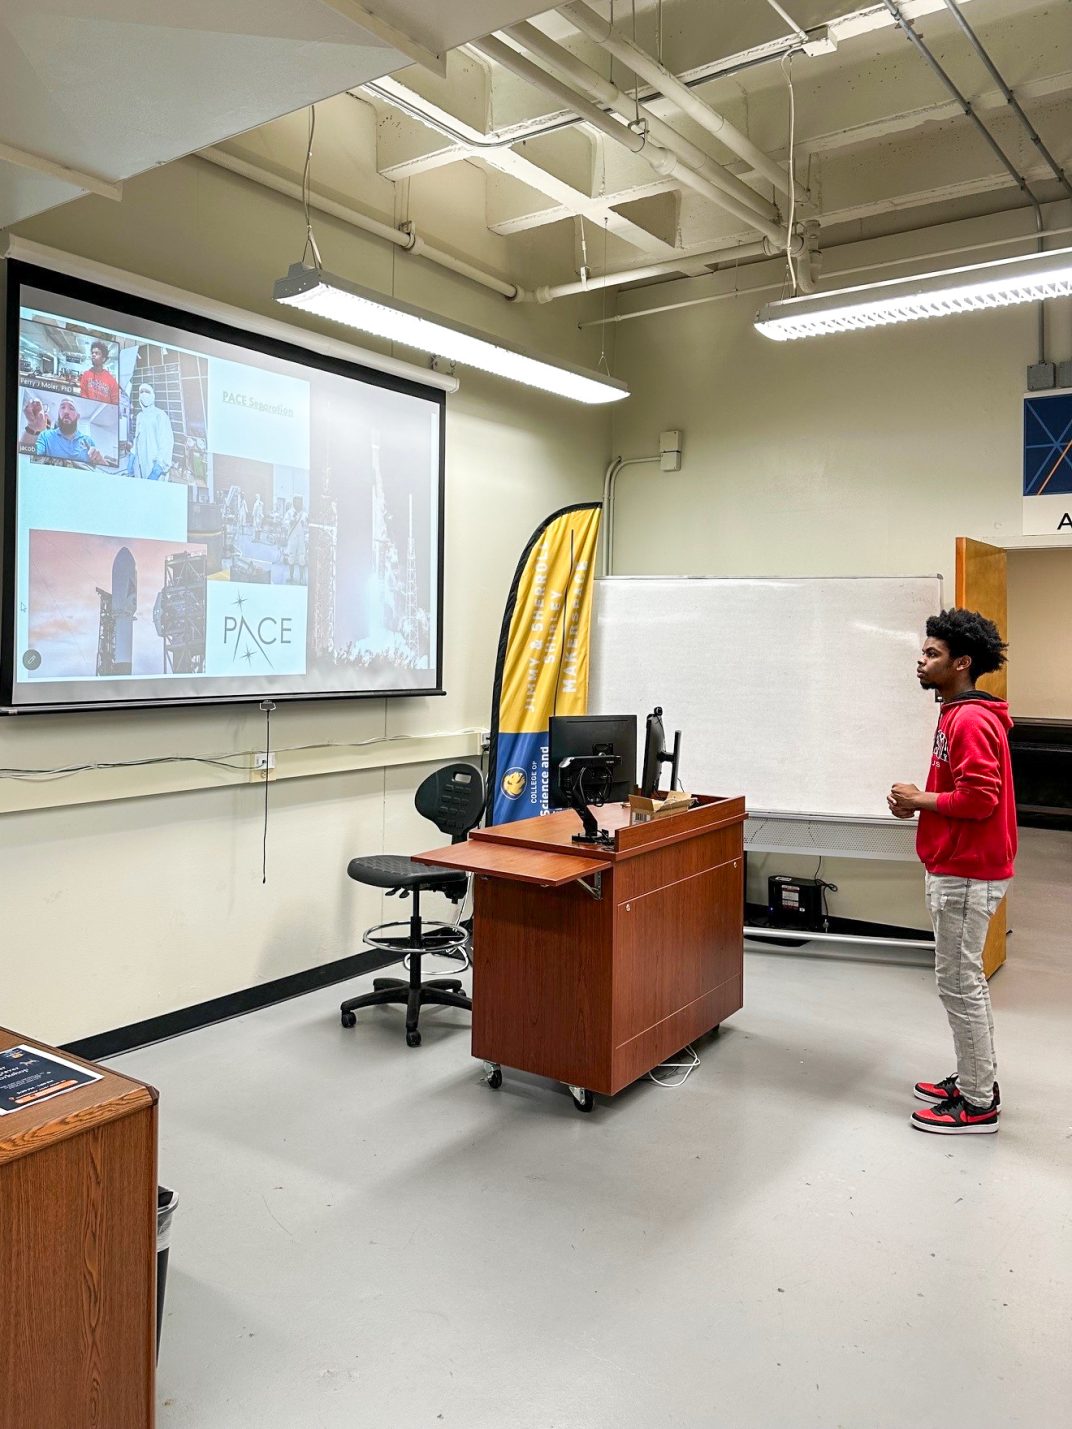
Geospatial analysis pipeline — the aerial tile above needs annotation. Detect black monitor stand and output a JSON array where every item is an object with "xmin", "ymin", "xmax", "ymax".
[{"xmin": 557, "ymin": 754, "xmax": 618, "ymax": 848}]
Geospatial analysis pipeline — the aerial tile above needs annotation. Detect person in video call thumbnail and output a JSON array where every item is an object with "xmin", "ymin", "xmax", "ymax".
[
  {"xmin": 33, "ymin": 397, "xmax": 106, "ymax": 465},
  {"xmin": 129, "ymin": 383, "xmax": 174, "ymax": 480},
  {"xmin": 79, "ymin": 340, "xmax": 120, "ymax": 403}
]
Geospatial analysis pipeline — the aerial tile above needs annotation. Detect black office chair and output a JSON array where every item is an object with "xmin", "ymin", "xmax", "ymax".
[{"xmin": 340, "ymin": 762, "xmax": 485, "ymax": 1047}]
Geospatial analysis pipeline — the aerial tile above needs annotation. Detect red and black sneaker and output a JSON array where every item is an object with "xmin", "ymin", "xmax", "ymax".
[
  {"xmin": 911, "ymin": 1094, "xmax": 999, "ymax": 1135},
  {"xmin": 914, "ymin": 1074, "xmax": 1001, "ymax": 1109}
]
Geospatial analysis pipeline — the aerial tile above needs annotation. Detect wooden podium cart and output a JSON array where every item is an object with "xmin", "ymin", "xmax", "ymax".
[
  {"xmin": 0, "ymin": 1028, "xmax": 158, "ymax": 1428},
  {"xmin": 416, "ymin": 794, "xmax": 745, "ymax": 1111}
]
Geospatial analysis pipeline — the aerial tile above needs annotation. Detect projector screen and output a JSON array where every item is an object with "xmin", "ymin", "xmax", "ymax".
[{"xmin": 1, "ymin": 262, "xmax": 444, "ymax": 713}]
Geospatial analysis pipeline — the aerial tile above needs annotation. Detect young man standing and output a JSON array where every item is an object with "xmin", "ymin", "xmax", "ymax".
[{"xmin": 888, "ymin": 608, "xmax": 1016, "ymax": 1135}]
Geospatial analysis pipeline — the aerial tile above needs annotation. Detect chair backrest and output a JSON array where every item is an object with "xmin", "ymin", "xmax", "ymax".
[{"xmin": 414, "ymin": 763, "xmax": 486, "ymax": 843}]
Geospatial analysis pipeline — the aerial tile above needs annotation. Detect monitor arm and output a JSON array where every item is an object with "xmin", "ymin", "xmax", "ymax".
[{"xmin": 558, "ymin": 754, "xmax": 618, "ymax": 847}]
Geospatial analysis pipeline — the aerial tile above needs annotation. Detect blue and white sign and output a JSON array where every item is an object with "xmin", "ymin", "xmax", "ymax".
[{"xmin": 1024, "ymin": 392, "xmax": 1072, "ymax": 538}]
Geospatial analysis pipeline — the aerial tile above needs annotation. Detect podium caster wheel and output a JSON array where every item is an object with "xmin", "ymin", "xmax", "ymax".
[
  {"xmin": 487, "ymin": 1068, "xmax": 502, "ymax": 1089},
  {"xmin": 340, "ymin": 1011, "xmax": 357, "ymax": 1029},
  {"xmin": 568, "ymin": 1085, "xmax": 594, "ymax": 1113},
  {"xmin": 406, "ymin": 1030, "xmax": 422, "ymax": 1048}
]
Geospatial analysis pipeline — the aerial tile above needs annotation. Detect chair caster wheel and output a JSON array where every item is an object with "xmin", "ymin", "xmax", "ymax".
[
  {"xmin": 406, "ymin": 1030, "xmax": 422, "ymax": 1048},
  {"xmin": 340, "ymin": 1010, "xmax": 357, "ymax": 1029},
  {"xmin": 568, "ymin": 1085, "xmax": 594, "ymax": 1113}
]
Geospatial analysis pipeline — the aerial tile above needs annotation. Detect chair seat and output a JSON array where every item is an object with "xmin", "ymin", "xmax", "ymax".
[{"xmin": 347, "ymin": 853, "xmax": 466, "ymax": 895}]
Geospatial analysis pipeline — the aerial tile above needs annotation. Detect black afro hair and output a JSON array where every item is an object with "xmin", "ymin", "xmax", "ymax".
[{"xmin": 925, "ymin": 608, "xmax": 1007, "ymax": 679}]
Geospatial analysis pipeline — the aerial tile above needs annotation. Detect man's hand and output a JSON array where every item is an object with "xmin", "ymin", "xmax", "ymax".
[
  {"xmin": 88, "ymin": 446, "xmax": 104, "ymax": 465},
  {"xmin": 889, "ymin": 782, "xmax": 926, "ymax": 816},
  {"xmin": 23, "ymin": 398, "xmax": 49, "ymax": 434},
  {"xmin": 887, "ymin": 793, "xmax": 916, "ymax": 818}
]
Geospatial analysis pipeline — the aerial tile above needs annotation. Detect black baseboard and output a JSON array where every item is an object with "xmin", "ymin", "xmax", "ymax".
[
  {"xmin": 1017, "ymin": 808, "xmax": 1072, "ymax": 831},
  {"xmin": 64, "ymin": 947, "xmax": 406, "ymax": 1062}
]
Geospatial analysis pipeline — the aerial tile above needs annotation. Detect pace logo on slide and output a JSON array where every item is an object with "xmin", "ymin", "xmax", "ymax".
[
  {"xmin": 207, "ymin": 359, "xmax": 310, "ymax": 470},
  {"xmin": 204, "ymin": 583, "xmax": 308, "ymax": 676}
]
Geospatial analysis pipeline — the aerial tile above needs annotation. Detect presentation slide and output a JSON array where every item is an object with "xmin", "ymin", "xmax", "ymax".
[{"xmin": 2, "ymin": 265, "xmax": 444, "ymax": 711}]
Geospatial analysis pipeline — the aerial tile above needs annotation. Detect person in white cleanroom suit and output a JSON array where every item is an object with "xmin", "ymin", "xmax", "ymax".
[
  {"xmin": 130, "ymin": 383, "xmax": 174, "ymax": 480},
  {"xmin": 285, "ymin": 496, "xmax": 308, "ymax": 585},
  {"xmin": 252, "ymin": 493, "xmax": 264, "ymax": 537}
]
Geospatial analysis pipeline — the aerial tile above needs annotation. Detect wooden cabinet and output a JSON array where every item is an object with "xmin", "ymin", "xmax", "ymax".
[
  {"xmin": 417, "ymin": 795, "xmax": 745, "ymax": 1099},
  {"xmin": 0, "ymin": 1029, "xmax": 157, "ymax": 1428}
]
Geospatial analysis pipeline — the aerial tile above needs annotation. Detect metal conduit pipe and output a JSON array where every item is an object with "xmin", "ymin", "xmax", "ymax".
[
  {"xmin": 468, "ymin": 35, "xmax": 787, "ymax": 248},
  {"xmin": 602, "ymin": 454, "xmax": 659, "ymax": 576},
  {"xmin": 198, "ymin": 146, "xmax": 527, "ymax": 301},
  {"xmin": 535, "ymin": 239, "xmax": 769, "ymax": 302},
  {"xmin": 579, "ymin": 218, "xmax": 1072, "ymax": 329},
  {"xmin": 504, "ymin": 21, "xmax": 778, "ymax": 223},
  {"xmin": 938, "ymin": 0, "xmax": 1072, "ymax": 202},
  {"xmin": 559, "ymin": 1, "xmax": 806, "ymax": 204}
]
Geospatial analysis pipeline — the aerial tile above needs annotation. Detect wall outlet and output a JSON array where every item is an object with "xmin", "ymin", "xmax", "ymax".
[{"xmin": 251, "ymin": 751, "xmax": 277, "ymax": 781}]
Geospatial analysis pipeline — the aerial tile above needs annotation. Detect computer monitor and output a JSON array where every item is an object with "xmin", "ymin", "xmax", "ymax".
[
  {"xmin": 641, "ymin": 707, "xmax": 681, "ymax": 797},
  {"xmin": 548, "ymin": 714, "xmax": 637, "ymax": 807}
]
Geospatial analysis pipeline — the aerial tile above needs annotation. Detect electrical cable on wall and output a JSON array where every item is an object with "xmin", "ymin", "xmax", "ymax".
[
  {"xmin": 260, "ymin": 700, "xmax": 275, "ymax": 883},
  {"xmin": 0, "ymin": 728, "xmax": 488, "ymax": 782}
]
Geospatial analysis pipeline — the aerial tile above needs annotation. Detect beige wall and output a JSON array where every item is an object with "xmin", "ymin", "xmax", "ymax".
[
  {"xmin": 608, "ymin": 208, "xmax": 1071, "ymax": 582},
  {"xmin": 1007, "ymin": 549, "xmax": 1072, "ymax": 719},
  {"xmin": 1, "ymin": 151, "xmax": 610, "ymax": 1043},
  {"xmin": 607, "ymin": 206, "xmax": 1072, "ymax": 926}
]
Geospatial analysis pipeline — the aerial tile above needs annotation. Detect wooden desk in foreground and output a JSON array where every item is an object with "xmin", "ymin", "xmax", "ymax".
[
  {"xmin": 0, "ymin": 1027, "xmax": 158, "ymax": 1428},
  {"xmin": 416, "ymin": 795, "xmax": 745, "ymax": 1105}
]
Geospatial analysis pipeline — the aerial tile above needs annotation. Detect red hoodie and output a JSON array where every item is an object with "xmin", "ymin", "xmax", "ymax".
[{"xmin": 915, "ymin": 692, "xmax": 1017, "ymax": 880}]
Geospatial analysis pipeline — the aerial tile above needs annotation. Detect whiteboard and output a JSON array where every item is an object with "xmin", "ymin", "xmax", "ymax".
[{"xmin": 589, "ymin": 576, "xmax": 943, "ymax": 818}]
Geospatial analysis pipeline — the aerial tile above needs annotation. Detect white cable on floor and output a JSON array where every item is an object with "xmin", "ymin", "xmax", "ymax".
[{"xmin": 645, "ymin": 1044, "xmax": 700, "ymax": 1088}]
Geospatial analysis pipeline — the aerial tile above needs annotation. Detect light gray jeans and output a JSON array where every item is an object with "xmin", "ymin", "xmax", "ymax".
[{"xmin": 925, "ymin": 873, "xmax": 1009, "ymax": 1107}]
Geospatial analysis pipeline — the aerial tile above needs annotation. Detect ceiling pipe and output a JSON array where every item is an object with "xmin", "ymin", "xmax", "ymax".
[
  {"xmin": 534, "ymin": 238, "xmax": 770, "ymax": 302},
  {"xmin": 198, "ymin": 146, "xmax": 527, "ymax": 301},
  {"xmin": 578, "ymin": 216, "xmax": 1072, "ymax": 329},
  {"xmin": 937, "ymin": 0, "xmax": 1072, "ymax": 202},
  {"xmin": 504, "ymin": 21, "xmax": 778, "ymax": 223},
  {"xmin": 559, "ymin": 1, "xmax": 806, "ymax": 205},
  {"xmin": 467, "ymin": 35, "xmax": 786, "ymax": 248}
]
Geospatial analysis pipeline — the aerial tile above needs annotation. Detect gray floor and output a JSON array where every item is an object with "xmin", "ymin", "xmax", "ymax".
[{"xmin": 115, "ymin": 829, "xmax": 1072, "ymax": 1428}]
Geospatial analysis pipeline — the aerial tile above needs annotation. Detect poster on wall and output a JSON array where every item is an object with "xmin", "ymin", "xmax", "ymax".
[{"xmin": 1023, "ymin": 392, "xmax": 1072, "ymax": 538}]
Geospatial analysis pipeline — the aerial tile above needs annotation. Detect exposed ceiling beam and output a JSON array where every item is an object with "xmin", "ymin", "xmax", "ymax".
[
  {"xmin": 0, "ymin": 140, "xmax": 122, "ymax": 201},
  {"xmin": 318, "ymin": 0, "xmax": 446, "ymax": 74}
]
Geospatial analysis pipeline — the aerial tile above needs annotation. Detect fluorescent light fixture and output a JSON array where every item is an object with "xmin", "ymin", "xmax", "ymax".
[
  {"xmin": 273, "ymin": 264, "xmax": 629, "ymax": 404},
  {"xmin": 755, "ymin": 245, "xmax": 1072, "ymax": 341}
]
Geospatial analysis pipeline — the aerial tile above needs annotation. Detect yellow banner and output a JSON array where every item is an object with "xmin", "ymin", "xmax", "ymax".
[
  {"xmin": 489, "ymin": 503, "xmax": 602, "ymax": 823},
  {"xmin": 499, "ymin": 505, "xmax": 601, "ymax": 733}
]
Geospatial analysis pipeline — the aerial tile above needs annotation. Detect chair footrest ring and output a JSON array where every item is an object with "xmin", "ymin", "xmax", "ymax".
[{"xmin": 362, "ymin": 919, "xmax": 468, "ymax": 956}]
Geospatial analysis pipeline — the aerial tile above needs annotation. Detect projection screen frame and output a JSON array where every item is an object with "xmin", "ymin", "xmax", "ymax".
[{"xmin": 2, "ymin": 260, "xmax": 446, "ymax": 715}]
